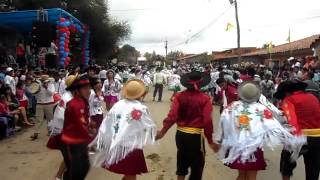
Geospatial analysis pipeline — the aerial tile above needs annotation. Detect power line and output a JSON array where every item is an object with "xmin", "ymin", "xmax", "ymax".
[{"xmin": 170, "ymin": 5, "xmax": 233, "ymax": 49}]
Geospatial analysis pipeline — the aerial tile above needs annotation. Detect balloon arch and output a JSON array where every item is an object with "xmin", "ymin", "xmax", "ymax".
[
  {"xmin": 0, "ymin": 8, "xmax": 90, "ymax": 67},
  {"xmin": 56, "ymin": 17, "xmax": 90, "ymax": 67}
]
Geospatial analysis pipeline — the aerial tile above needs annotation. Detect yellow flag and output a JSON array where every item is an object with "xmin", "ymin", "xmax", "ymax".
[
  {"xmin": 286, "ymin": 29, "xmax": 291, "ymax": 42},
  {"xmin": 225, "ymin": 23, "xmax": 234, "ymax": 31},
  {"xmin": 267, "ymin": 41, "xmax": 273, "ymax": 53}
]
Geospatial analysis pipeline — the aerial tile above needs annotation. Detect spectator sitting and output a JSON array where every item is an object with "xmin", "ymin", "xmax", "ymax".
[
  {"xmin": 16, "ymin": 81, "xmax": 29, "ymax": 110},
  {"xmin": 1, "ymin": 85, "xmax": 34, "ymax": 126},
  {"xmin": 0, "ymin": 94, "xmax": 15, "ymax": 138}
]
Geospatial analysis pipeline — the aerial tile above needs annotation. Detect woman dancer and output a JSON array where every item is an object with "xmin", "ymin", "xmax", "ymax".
[
  {"xmin": 89, "ymin": 77, "xmax": 104, "ymax": 136},
  {"xmin": 91, "ymin": 79, "xmax": 156, "ymax": 180},
  {"xmin": 102, "ymin": 69, "xmax": 121, "ymax": 110},
  {"xmin": 216, "ymin": 81, "xmax": 305, "ymax": 180}
]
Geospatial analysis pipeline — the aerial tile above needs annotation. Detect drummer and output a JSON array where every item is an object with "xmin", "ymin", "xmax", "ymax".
[{"xmin": 31, "ymin": 75, "xmax": 55, "ymax": 140}]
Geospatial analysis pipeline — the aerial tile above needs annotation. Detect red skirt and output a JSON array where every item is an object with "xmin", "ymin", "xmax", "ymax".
[
  {"xmin": 46, "ymin": 134, "xmax": 62, "ymax": 150},
  {"xmin": 91, "ymin": 114, "xmax": 104, "ymax": 130},
  {"xmin": 226, "ymin": 148, "xmax": 267, "ymax": 171},
  {"xmin": 19, "ymin": 100, "xmax": 28, "ymax": 109},
  {"xmin": 104, "ymin": 149, "xmax": 148, "ymax": 175}
]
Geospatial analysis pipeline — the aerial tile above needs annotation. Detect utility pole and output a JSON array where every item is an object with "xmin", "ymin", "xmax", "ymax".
[
  {"xmin": 165, "ymin": 40, "xmax": 168, "ymax": 59},
  {"xmin": 229, "ymin": 0, "xmax": 241, "ymax": 61}
]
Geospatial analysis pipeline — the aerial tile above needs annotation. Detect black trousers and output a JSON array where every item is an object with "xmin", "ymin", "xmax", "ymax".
[
  {"xmin": 60, "ymin": 142, "xmax": 90, "ymax": 180},
  {"xmin": 176, "ymin": 131, "xmax": 205, "ymax": 180},
  {"xmin": 153, "ymin": 84, "xmax": 163, "ymax": 101},
  {"xmin": 280, "ymin": 137, "xmax": 320, "ymax": 180}
]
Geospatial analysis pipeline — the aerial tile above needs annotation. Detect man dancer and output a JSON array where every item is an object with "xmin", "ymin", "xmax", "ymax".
[
  {"xmin": 153, "ymin": 67, "xmax": 166, "ymax": 102},
  {"xmin": 60, "ymin": 74, "xmax": 91, "ymax": 180},
  {"xmin": 156, "ymin": 71, "xmax": 219, "ymax": 180},
  {"xmin": 274, "ymin": 80, "xmax": 320, "ymax": 180}
]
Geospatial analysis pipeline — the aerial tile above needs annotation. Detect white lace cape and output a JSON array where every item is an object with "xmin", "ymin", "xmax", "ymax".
[
  {"xmin": 47, "ymin": 91, "xmax": 73, "ymax": 135},
  {"xmin": 216, "ymin": 101, "xmax": 306, "ymax": 164},
  {"xmin": 89, "ymin": 99, "xmax": 156, "ymax": 167}
]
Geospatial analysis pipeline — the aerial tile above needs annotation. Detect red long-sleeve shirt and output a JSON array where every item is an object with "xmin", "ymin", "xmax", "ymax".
[
  {"xmin": 61, "ymin": 96, "xmax": 90, "ymax": 144},
  {"xmin": 160, "ymin": 90, "xmax": 214, "ymax": 144},
  {"xmin": 282, "ymin": 91, "xmax": 320, "ymax": 134}
]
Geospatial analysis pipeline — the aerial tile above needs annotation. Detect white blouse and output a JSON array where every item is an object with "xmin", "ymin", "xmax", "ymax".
[
  {"xmin": 89, "ymin": 90, "xmax": 104, "ymax": 116},
  {"xmin": 102, "ymin": 79, "xmax": 121, "ymax": 96}
]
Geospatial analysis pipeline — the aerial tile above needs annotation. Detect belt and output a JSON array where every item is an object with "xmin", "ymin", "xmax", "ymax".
[
  {"xmin": 177, "ymin": 126, "xmax": 205, "ymax": 155},
  {"xmin": 302, "ymin": 128, "xmax": 320, "ymax": 137},
  {"xmin": 177, "ymin": 126, "xmax": 204, "ymax": 134}
]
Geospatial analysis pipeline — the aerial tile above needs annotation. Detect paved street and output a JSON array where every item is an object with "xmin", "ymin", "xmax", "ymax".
[{"xmin": 0, "ymin": 89, "xmax": 305, "ymax": 180}]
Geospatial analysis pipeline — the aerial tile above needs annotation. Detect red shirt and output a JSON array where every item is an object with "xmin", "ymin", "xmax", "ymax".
[
  {"xmin": 61, "ymin": 96, "xmax": 90, "ymax": 144},
  {"xmin": 0, "ymin": 102, "xmax": 9, "ymax": 115},
  {"xmin": 160, "ymin": 90, "xmax": 214, "ymax": 144},
  {"xmin": 225, "ymin": 84, "xmax": 238, "ymax": 104},
  {"xmin": 282, "ymin": 91, "xmax": 320, "ymax": 133},
  {"xmin": 240, "ymin": 74, "xmax": 253, "ymax": 81}
]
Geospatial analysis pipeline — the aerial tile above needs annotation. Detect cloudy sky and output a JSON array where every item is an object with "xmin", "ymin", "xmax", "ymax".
[{"xmin": 108, "ymin": 0, "xmax": 320, "ymax": 55}]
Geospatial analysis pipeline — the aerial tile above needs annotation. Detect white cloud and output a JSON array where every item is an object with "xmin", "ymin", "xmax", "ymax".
[{"xmin": 109, "ymin": 0, "xmax": 320, "ymax": 55}]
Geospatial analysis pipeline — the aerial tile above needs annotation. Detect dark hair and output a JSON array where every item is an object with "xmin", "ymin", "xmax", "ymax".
[
  {"xmin": 17, "ymin": 81, "xmax": 24, "ymax": 89},
  {"xmin": 90, "ymin": 77, "xmax": 101, "ymax": 89},
  {"xmin": 247, "ymin": 67, "xmax": 256, "ymax": 77},
  {"xmin": 216, "ymin": 78, "xmax": 226, "ymax": 85},
  {"xmin": 0, "ymin": 85, "xmax": 15, "ymax": 100}
]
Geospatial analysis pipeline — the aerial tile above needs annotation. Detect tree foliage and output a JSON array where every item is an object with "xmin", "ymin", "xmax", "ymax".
[
  {"xmin": 12, "ymin": 0, "xmax": 130, "ymax": 60},
  {"xmin": 167, "ymin": 51, "xmax": 184, "ymax": 60},
  {"xmin": 117, "ymin": 44, "xmax": 139, "ymax": 64}
]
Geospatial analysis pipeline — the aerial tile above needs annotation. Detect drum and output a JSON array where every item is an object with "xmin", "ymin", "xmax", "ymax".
[{"xmin": 28, "ymin": 82, "xmax": 40, "ymax": 94}]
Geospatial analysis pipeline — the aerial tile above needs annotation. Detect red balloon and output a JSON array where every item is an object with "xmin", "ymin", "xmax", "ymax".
[
  {"xmin": 60, "ymin": 18, "xmax": 66, "ymax": 22},
  {"xmin": 65, "ymin": 48, "xmax": 70, "ymax": 52}
]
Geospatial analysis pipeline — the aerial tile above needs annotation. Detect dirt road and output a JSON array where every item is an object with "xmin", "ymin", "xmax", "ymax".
[{"xmin": 0, "ymin": 89, "xmax": 305, "ymax": 180}]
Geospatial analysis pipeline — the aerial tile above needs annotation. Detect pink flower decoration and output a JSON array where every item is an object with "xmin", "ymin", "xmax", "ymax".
[{"xmin": 131, "ymin": 109, "xmax": 142, "ymax": 121}]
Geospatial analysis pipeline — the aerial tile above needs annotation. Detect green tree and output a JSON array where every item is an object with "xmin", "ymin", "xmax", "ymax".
[
  {"xmin": 12, "ymin": 0, "xmax": 130, "ymax": 61},
  {"xmin": 143, "ymin": 52, "xmax": 152, "ymax": 61},
  {"xmin": 167, "ymin": 51, "xmax": 183, "ymax": 60},
  {"xmin": 117, "ymin": 44, "xmax": 139, "ymax": 64}
]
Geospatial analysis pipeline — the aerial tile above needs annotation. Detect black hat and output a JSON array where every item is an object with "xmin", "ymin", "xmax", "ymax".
[
  {"xmin": 180, "ymin": 71, "xmax": 211, "ymax": 90},
  {"xmin": 274, "ymin": 80, "xmax": 307, "ymax": 100}
]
